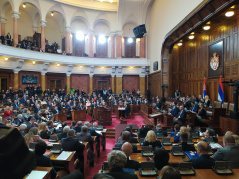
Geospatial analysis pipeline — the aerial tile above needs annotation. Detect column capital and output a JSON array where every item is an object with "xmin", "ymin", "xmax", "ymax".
[
  {"xmin": 11, "ymin": 11, "xmax": 20, "ymax": 19},
  {"xmin": 139, "ymin": 74, "xmax": 146, "ymax": 77},
  {"xmin": 116, "ymin": 74, "xmax": 123, "ymax": 77},
  {"xmin": 111, "ymin": 74, "xmax": 115, "ymax": 77},
  {"xmin": 116, "ymin": 31, "xmax": 123, "ymax": 36},
  {"xmin": 0, "ymin": 17, "xmax": 7, "ymax": 24},
  {"xmin": 40, "ymin": 20, "xmax": 47, "ymax": 27},
  {"xmin": 13, "ymin": 69, "xmax": 20, "ymax": 73},
  {"xmin": 41, "ymin": 71, "xmax": 47, "ymax": 75},
  {"xmin": 110, "ymin": 31, "xmax": 116, "ymax": 36},
  {"xmin": 89, "ymin": 73, "xmax": 94, "ymax": 77},
  {"xmin": 65, "ymin": 26, "xmax": 71, "ymax": 32},
  {"xmin": 32, "ymin": 26, "xmax": 38, "ymax": 32},
  {"xmin": 88, "ymin": 30, "xmax": 94, "ymax": 35},
  {"xmin": 66, "ymin": 72, "xmax": 71, "ymax": 76}
]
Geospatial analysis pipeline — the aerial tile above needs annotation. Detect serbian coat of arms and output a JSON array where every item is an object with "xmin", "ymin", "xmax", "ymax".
[{"xmin": 210, "ymin": 52, "xmax": 220, "ymax": 71}]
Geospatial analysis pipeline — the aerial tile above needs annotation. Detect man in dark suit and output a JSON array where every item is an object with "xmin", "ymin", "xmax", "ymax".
[
  {"xmin": 173, "ymin": 105, "xmax": 187, "ymax": 125},
  {"xmin": 61, "ymin": 129, "xmax": 85, "ymax": 161},
  {"xmin": 153, "ymin": 124, "xmax": 167, "ymax": 137},
  {"xmin": 115, "ymin": 131, "xmax": 137, "ymax": 153},
  {"xmin": 58, "ymin": 126, "xmax": 70, "ymax": 140},
  {"xmin": 93, "ymin": 150, "xmax": 138, "ymax": 179},
  {"xmin": 121, "ymin": 142, "xmax": 140, "ymax": 170},
  {"xmin": 170, "ymin": 102, "xmax": 179, "ymax": 117},
  {"xmin": 180, "ymin": 132, "xmax": 195, "ymax": 151},
  {"xmin": 0, "ymin": 117, "xmax": 7, "ymax": 127},
  {"xmin": 52, "ymin": 106, "xmax": 60, "ymax": 115},
  {"xmin": 76, "ymin": 126, "xmax": 93, "ymax": 143},
  {"xmin": 189, "ymin": 141, "xmax": 214, "ymax": 169},
  {"xmin": 182, "ymin": 98, "xmax": 190, "ymax": 110},
  {"xmin": 35, "ymin": 140, "xmax": 57, "ymax": 179},
  {"xmin": 213, "ymin": 135, "xmax": 239, "ymax": 168},
  {"xmin": 153, "ymin": 98, "xmax": 161, "ymax": 110},
  {"xmin": 74, "ymin": 121, "xmax": 82, "ymax": 133}
]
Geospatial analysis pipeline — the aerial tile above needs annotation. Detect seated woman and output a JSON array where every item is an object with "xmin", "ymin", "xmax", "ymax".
[
  {"xmin": 35, "ymin": 140, "xmax": 57, "ymax": 179},
  {"xmin": 3, "ymin": 106, "xmax": 13, "ymax": 119},
  {"xmin": 143, "ymin": 130, "xmax": 162, "ymax": 149},
  {"xmin": 38, "ymin": 122, "xmax": 51, "ymax": 139},
  {"xmin": 24, "ymin": 127, "xmax": 42, "ymax": 147},
  {"xmin": 153, "ymin": 147, "xmax": 169, "ymax": 170},
  {"xmin": 204, "ymin": 95, "xmax": 210, "ymax": 107},
  {"xmin": 195, "ymin": 103, "xmax": 208, "ymax": 127},
  {"xmin": 174, "ymin": 126, "xmax": 190, "ymax": 143}
]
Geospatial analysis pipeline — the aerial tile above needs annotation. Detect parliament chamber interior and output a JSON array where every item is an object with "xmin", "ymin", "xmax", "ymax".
[{"xmin": 1, "ymin": 0, "xmax": 239, "ymax": 178}]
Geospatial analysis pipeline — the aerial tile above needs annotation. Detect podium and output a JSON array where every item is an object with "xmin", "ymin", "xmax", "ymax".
[
  {"xmin": 97, "ymin": 107, "xmax": 112, "ymax": 126},
  {"xmin": 71, "ymin": 109, "xmax": 86, "ymax": 121}
]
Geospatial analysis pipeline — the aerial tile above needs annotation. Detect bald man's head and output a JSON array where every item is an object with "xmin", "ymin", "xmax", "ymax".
[
  {"xmin": 197, "ymin": 141, "xmax": 209, "ymax": 155},
  {"xmin": 121, "ymin": 142, "xmax": 133, "ymax": 157}
]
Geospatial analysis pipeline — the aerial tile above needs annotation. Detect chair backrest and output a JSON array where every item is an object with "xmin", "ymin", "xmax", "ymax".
[
  {"xmin": 222, "ymin": 102, "xmax": 229, "ymax": 111},
  {"xmin": 229, "ymin": 103, "xmax": 234, "ymax": 111},
  {"xmin": 213, "ymin": 101, "xmax": 222, "ymax": 108}
]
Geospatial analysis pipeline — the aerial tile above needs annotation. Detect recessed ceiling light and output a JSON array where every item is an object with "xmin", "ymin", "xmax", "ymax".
[
  {"xmin": 80, "ymin": 65, "xmax": 83, "ymax": 68},
  {"xmin": 23, "ymin": 3, "xmax": 26, "ymax": 8},
  {"xmin": 33, "ymin": 61, "xmax": 35, "ymax": 64},
  {"xmin": 127, "ymin": 38, "xmax": 133, "ymax": 43},
  {"xmin": 51, "ymin": 12, "xmax": 54, "ymax": 16},
  {"xmin": 225, "ymin": 11, "xmax": 234, "ymax": 17},
  {"xmin": 130, "ymin": 66, "xmax": 133, "ymax": 69},
  {"xmin": 189, "ymin": 35, "xmax": 194, "ymax": 40},
  {"xmin": 178, "ymin": 43, "xmax": 183, "ymax": 46},
  {"xmin": 5, "ymin": 57, "xmax": 8, "ymax": 61},
  {"xmin": 57, "ymin": 63, "xmax": 60, "ymax": 66},
  {"xmin": 203, "ymin": 26, "xmax": 210, "ymax": 30},
  {"xmin": 102, "ymin": 66, "xmax": 104, "ymax": 69}
]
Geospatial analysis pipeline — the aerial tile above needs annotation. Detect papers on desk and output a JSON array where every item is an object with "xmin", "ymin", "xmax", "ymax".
[
  {"xmin": 26, "ymin": 171, "xmax": 48, "ymax": 179},
  {"xmin": 210, "ymin": 143, "xmax": 223, "ymax": 149},
  {"xmin": 56, "ymin": 151, "xmax": 72, "ymax": 160},
  {"xmin": 96, "ymin": 131, "xmax": 102, "ymax": 135},
  {"xmin": 118, "ymin": 107, "xmax": 126, "ymax": 110}
]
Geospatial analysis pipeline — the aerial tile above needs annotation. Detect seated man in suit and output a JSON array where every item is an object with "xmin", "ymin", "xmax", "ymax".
[
  {"xmin": 213, "ymin": 135, "xmax": 239, "ymax": 168},
  {"xmin": 153, "ymin": 124, "xmax": 167, "ymax": 137},
  {"xmin": 58, "ymin": 126, "xmax": 70, "ymax": 140},
  {"xmin": 180, "ymin": 132, "xmax": 195, "ymax": 151},
  {"xmin": 173, "ymin": 105, "xmax": 187, "ymax": 125},
  {"xmin": 121, "ymin": 142, "xmax": 140, "ymax": 170},
  {"xmin": 190, "ymin": 101, "xmax": 199, "ymax": 113},
  {"xmin": 182, "ymin": 98, "xmax": 190, "ymax": 110},
  {"xmin": 61, "ymin": 129, "xmax": 85, "ymax": 162},
  {"xmin": 93, "ymin": 150, "xmax": 138, "ymax": 179},
  {"xmin": 189, "ymin": 141, "xmax": 214, "ymax": 169},
  {"xmin": 35, "ymin": 140, "xmax": 57, "ymax": 179},
  {"xmin": 74, "ymin": 121, "xmax": 82, "ymax": 133},
  {"xmin": 195, "ymin": 103, "xmax": 208, "ymax": 127},
  {"xmin": 85, "ymin": 122, "xmax": 102, "ymax": 137},
  {"xmin": 76, "ymin": 125, "xmax": 93, "ymax": 143},
  {"xmin": 170, "ymin": 102, "xmax": 179, "ymax": 117},
  {"xmin": 115, "ymin": 131, "xmax": 137, "ymax": 153},
  {"xmin": 153, "ymin": 98, "xmax": 161, "ymax": 111},
  {"xmin": 12, "ymin": 114, "xmax": 25, "ymax": 126},
  {"xmin": 0, "ymin": 116, "xmax": 7, "ymax": 127},
  {"xmin": 52, "ymin": 106, "xmax": 60, "ymax": 115},
  {"xmin": 203, "ymin": 128, "xmax": 218, "ymax": 143}
]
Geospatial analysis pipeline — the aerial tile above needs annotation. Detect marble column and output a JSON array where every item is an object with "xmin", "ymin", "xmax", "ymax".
[
  {"xmin": 116, "ymin": 31, "xmax": 123, "ymax": 58},
  {"xmin": 0, "ymin": 17, "xmax": 6, "ymax": 36},
  {"xmin": 140, "ymin": 75, "xmax": 146, "ymax": 97},
  {"xmin": 40, "ymin": 21, "xmax": 46, "ymax": 52},
  {"xmin": 65, "ymin": 26, "xmax": 71, "ymax": 54},
  {"xmin": 66, "ymin": 73, "xmax": 71, "ymax": 94},
  {"xmin": 13, "ymin": 70, "xmax": 19, "ymax": 90},
  {"xmin": 89, "ymin": 74, "xmax": 93, "ymax": 94},
  {"xmin": 12, "ymin": 11, "xmax": 20, "ymax": 47},
  {"xmin": 110, "ymin": 32, "xmax": 116, "ymax": 58},
  {"xmin": 116, "ymin": 75, "xmax": 122, "ymax": 94},
  {"xmin": 41, "ymin": 72, "xmax": 46, "ymax": 93},
  {"xmin": 140, "ymin": 35, "xmax": 146, "ymax": 58},
  {"xmin": 111, "ymin": 75, "xmax": 115, "ymax": 93},
  {"xmin": 88, "ymin": 30, "xmax": 94, "ymax": 57}
]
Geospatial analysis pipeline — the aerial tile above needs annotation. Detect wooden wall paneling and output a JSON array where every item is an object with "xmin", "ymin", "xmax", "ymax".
[
  {"xmin": 70, "ymin": 74, "xmax": 89, "ymax": 94},
  {"xmin": 122, "ymin": 75, "xmax": 139, "ymax": 92},
  {"xmin": 148, "ymin": 71, "xmax": 161, "ymax": 98}
]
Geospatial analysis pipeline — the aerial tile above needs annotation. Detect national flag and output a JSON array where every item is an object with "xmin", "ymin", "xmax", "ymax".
[
  {"xmin": 203, "ymin": 77, "xmax": 207, "ymax": 98},
  {"xmin": 218, "ymin": 75, "xmax": 224, "ymax": 104}
]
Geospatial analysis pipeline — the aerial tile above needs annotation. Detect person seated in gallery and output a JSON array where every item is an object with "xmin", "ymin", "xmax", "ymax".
[
  {"xmin": 121, "ymin": 142, "xmax": 140, "ymax": 170},
  {"xmin": 180, "ymin": 132, "xmax": 195, "ymax": 151},
  {"xmin": 190, "ymin": 101, "xmax": 199, "ymax": 113},
  {"xmin": 143, "ymin": 130, "xmax": 162, "ymax": 149},
  {"xmin": 115, "ymin": 131, "xmax": 137, "ymax": 153},
  {"xmin": 173, "ymin": 105, "xmax": 187, "ymax": 125},
  {"xmin": 169, "ymin": 102, "xmax": 179, "ymax": 117},
  {"xmin": 94, "ymin": 150, "xmax": 139, "ymax": 179},
  {"xmin": 153, "ymin": 124, "xmax": 167, "ymax": 137},
  {"xmin": 34, "ymin": 140, "xmax": 57, "ymax": 179},
  {"xmin": 195, "ymin": 103, "xmax": 208, "ymax": 126},
  {"xmin": 189, "ymin": 141, "xmax": 214, "ymax": 169}
]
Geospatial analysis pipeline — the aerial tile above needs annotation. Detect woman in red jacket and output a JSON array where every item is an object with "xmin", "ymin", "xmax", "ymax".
[{"xmin": 3, "ymin": 106, "xmax": 13, "ymax": 119}]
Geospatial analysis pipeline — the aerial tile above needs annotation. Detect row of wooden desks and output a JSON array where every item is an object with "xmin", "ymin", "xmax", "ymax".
[{"xmin": 24, "ymin": 167, "xmax": 52, "ymax": 179}]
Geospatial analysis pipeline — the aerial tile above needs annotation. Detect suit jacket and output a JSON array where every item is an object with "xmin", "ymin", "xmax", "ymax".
[
  {"xmin": 176, "ymin": 110, "xmax": 187, "ymax": 124},
  {"xmin": 61, "ymin": 137, "xmax": 85, "ymax": 159},
  {"xmin": 12, "ymin": 103, "xmax": 18, "ymax": 108},
  {"xmin": 39, "ymin": 130, "xmax": 51, "ymax": 139},
  {"xmin": 190, "ymin": 154, "xmax": 215, "ymax": 169},
  {"xmin": 76, "ymin": 132, "xmax": 93, "ymax": 142},
  {"xmin": 183, "ymin": 102, "xmax": 190, "ymax": 109},
  {"xmin": 191, "ymin": 105, "xmax": 199, "ymax": 113},
  {"xmin": 35, "ymin": 154, "xmax": 56, "ymax": 179},
  {"xmin": 58, "ymin": 132, "xmax": 67, "ymax": 140},
  {"xmin": 170, "ymin": 106, "xmax": 179, "ymax": 116},
  {"xmin": 181, "ymin": 142, "xmax": 196, "ymax": 151},
  {"xmin": 93, "ymin": 168, "xmax": 138, "ymax": 179},
  {"xmin": 198, "ymin": 109, "xmax": 207, "ymax": 119},
  {"xmin": 143, "ymin": 140, "xmax": 162, "ymax": 150},
  {"xmin": 212, "ymin": 144, "xmax": 239, "ymax": 169},
  {"xmin": 74, "ymin": 126, "xmax": 81, "ymax": 133},
  {"xmin": 154, "ymin": 129, "xmax": 167, "ymax": 137},
  {"xmin": 125, "ymin": 158, "xmax": 140, "ymax": 170},
  {"xmin": 89, "ymin": 128, "xmax": 101, "ymax": 137}
]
